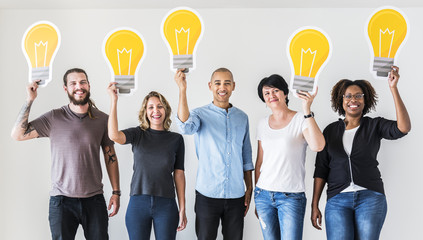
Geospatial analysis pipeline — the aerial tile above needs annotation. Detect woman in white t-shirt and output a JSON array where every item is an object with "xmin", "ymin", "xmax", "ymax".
[{"xmin": 254, "ymin": 74, "xmax": 325, "ymax": 240}]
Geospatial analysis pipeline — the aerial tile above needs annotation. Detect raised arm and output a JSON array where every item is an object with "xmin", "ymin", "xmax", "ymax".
[
  {"xmin": 311, "ymin": 177, "xmax": 326, "ymax": 230},
  {"xmin": 298, "ymin": 88, "xmax": 325, "ymax": 152},
  {"xmin": 174, "ymin": 69, "xmax": 190, "ymax": 122},
  {"xmin": 103, "ymin": 145, "xmax": 120, "ymax": 217},
  {"xmin": 11, "ymin": 80, "xmax": 40, "ymax": 141},
  {"xmin": 174, "ymin": 169, "xmax": 187, "ymax": 231},
  {"xmin": 388, "ymin": 66, "xmax": 411, "ymax": 134},
  {"xmin": 107, "ymin": 82, "xmax": 126, "ymax": 144}
]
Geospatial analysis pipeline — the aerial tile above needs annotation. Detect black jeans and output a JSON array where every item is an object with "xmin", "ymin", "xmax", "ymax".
[
  {"xmin": 49, "ymin": 194, "xmax": 109, "ymax": 240},
  {"xmin": 195, "ymin": 191, "xmax": 245, "ymax": 240}
]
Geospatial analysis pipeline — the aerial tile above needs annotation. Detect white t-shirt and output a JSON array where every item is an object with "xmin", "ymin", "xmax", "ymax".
[
  {"xmin": 256, "ymin": 112, "xmax": 308, "ymax": 192},
  {"xmin": 341, "ymin": 126, "xmax": 367, "ymax": 193}
]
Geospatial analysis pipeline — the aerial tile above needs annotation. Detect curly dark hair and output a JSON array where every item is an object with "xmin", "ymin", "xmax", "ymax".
[{"xmin": 331, "ymin": 79, "xmax": 378, "ymax": 116}]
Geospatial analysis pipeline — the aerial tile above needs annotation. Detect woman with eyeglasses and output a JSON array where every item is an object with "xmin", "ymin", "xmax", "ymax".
[{"xmin": 311, "ymin": 66, "xmax": 411, "ymax": 240}]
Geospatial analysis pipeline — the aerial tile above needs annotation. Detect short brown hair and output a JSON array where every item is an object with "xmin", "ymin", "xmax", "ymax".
[
  {"xmin": 138, "ymin": 91, "xmax": 172, "ymax": 131},
  {"xmin": 211, "ymin": 67, "xmax": 234, "ymax": 81},
  {"xmin": 331, "ymin": 79, "xmax": 378, "ymax": 116}
]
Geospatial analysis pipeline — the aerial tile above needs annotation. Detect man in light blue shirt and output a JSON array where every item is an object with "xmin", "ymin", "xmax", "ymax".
[{"xmin": 174, "ymin": 68, "xmax": 254, "ymax": 240}]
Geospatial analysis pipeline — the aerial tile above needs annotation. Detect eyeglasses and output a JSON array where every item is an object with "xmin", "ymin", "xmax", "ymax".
[{"xmin": 343, "ymin": 93, "xmax": 364, "ymax": 100}]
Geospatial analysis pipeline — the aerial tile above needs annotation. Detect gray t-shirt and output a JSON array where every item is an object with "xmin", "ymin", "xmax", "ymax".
[
  {"xmin": 31, "ymin": 105, "xmax": 114, "ymax": 198},
  {"xmin": 122, "ymin": 127, "xmax": 184, "ymax": 198}
]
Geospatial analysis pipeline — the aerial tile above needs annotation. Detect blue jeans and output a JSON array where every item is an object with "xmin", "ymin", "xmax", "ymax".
[
  {"xmin": 125, "ymin": 195, "xmax": 179, "ymax": 240},
  {"xmin": 49, "ymin": 194, "xmax": 109, "ymax": 240},
  {"xmin": 325, "ymin": 190, "xmax": 387, "ymax": 240},
  {"xmin": 254, "ymin": 187, "xmax": 306, "ymax": 240}
]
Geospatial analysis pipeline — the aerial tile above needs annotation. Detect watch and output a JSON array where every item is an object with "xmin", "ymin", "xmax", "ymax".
[
  {"xmin": 304, "ymin": 112, "xmax": 314, "ymax": 119},
  {"xmin": 112, "ymin": 190, "xmax": 121, "ymax": 196}
]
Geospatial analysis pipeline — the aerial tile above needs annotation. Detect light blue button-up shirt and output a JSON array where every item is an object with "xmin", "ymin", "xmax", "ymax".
[{"xmin": 176, "ymin": 103, "xmax": 254, "ymax": 199}]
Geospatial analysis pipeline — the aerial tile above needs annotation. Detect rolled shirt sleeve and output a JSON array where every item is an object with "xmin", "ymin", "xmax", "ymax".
[
  {"xmin": 177, "ymin": 103, "xmax": 253, "ymax": 199},
  {"xmin": 242, "ymin": 118, "xmax": 254, "ymax": 171},
  {"xmin": 175, "ymin": 110, "xmax": 201, "ymax": 135}
]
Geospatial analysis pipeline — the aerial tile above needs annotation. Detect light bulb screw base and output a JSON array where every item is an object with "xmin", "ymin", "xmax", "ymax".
[
  {"xmin": 293, "ymin": 75, "xmax": 314, "ymax": 92},
  {"xmin": 31, "ymin": 67, "xmax": 50, "ymax": 85},
  {"xmin": 114, "ymin": 75, "xmax": 135, "ymax": 94},
  {"xmin": 173, "ymin": 54, "xmax": 193, "ymax": 70},
  {"xmin": 373, "ymin": 57, "xmax": 394, "ymax": 77}
]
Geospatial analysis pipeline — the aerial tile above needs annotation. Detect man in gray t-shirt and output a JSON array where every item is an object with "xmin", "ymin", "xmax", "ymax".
[{"xmin": 11, "ymin": 68, "xmax": 120, "ymax": 240}]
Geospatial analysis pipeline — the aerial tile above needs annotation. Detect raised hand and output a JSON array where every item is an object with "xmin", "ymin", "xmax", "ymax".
[
  {"xmin": 107, "ymin": 82, "xmax": 118, "ymax": 102},
  {"xmin": 388, "ymin": 65, "xmax": 400, "ymax": 88},
  {"xmin": 27, "ymin": 80, "xmax": 41, "ymax": 102},
  {"xmin": 174, "ymin": 69, "xmax": 187, "ymax": 91},
  {"xmin": 297, "ymin": 87, "xmax": 318, "ymax": 115}
]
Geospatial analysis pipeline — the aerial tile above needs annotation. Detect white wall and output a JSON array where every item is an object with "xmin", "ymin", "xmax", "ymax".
[{"xmin": 1, "ymin": 7, "xmax": 421, "ymax": 240}]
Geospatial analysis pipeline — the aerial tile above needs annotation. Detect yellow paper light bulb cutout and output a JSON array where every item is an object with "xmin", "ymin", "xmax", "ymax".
[
  {"xmin": 22, "ymin": 21, "xmax": 61, "ymax": 86},
  {"xmin": 103, "ymin": 28, "xmax": 145, "ymax": 94},
  {"xmin": 367, "ymin": 7, "xmax": 408, "ymax": 77},
  {"xmin": 288, "ymin": 27, "xmax": 331, "ymax": 95},
  {"xmin": 162, "ymin": 7, "xmax": 203, "ymax": 72}
]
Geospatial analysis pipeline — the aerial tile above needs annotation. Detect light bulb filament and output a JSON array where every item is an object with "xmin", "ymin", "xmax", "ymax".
[
  {"xmin": 34, "ymin": 41, "xmax": 48, "ymax": 68},
  {"xmin": 175, "ymin": 28, "xmax": 190, "ymax": 55},
  {"xmin": 117, "ymin": 48, "xmax": 132, "ymax": 75},
  {"xmin": 379, "ymin": 28, "xmax": 395, "ymax": 58},
  {"xmin": 300, "ymin": 48, "xmax": 317, "ymax": 77}
]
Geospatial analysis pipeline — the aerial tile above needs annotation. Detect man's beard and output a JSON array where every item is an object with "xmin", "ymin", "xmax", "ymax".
[{"xmin": 67, "ymin": 89, "xmax": 91, "ymax": 106}]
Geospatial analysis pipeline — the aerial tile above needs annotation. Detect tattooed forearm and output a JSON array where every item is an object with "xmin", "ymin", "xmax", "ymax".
[
  {"xmin": 16, "ymin": 101, "xmax": 34, "ymax": 136},
  {"xmin": 23, "ymin": 123, "xmax": 35, "ymax": 137},
  {"xmin": 105, "ymin": 146, "xmax": 117, "ymax": 165}
]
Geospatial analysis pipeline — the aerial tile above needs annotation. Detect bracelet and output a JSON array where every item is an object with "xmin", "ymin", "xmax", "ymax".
[
  {"xmin": 112, "ymin": 190, "xmax": 121, "ymax": 196},
  {"xmin": 304, "ymin": 112, "xmax": 314, "ymax": 119}
]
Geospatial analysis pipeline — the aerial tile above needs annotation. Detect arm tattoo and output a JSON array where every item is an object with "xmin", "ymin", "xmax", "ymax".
[
  {"xmin": 23, "ymin": 123, "xmax": 35, "ymax": 137},
  {"xmin": 16, "ymin": 101, "xmax": 35, "ymax": 137},
  {"xmin": 105, "ymin": 146, "xmax": 117, "ymax": 165}
]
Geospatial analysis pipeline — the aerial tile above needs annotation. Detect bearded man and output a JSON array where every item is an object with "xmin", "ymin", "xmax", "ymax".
[{"xmin": 11, "ymin": 68, "xmax": 120, "ymax": 240}]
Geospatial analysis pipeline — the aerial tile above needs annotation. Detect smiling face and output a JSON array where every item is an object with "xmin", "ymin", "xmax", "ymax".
[
  {"xmin": 208, "ymin": 71, "xmax": 235, "ymax": 108},
  {"xmin": 262, "ymin": 86, "xmax": 286, "ymax": 108},
  {"xmin": 64, "ymin": 72, "xmax": 90, "ymax": 106},
  {"xmin": 146, "ymin": 96, "xmax": 166, "ymax": 130},
  {"xmin": 343, "ymin": 85, "xmax": 365, "ymax": 118}
]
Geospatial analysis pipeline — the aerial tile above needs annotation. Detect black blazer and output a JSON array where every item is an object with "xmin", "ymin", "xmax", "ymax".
[{"xmin": 314, "ymin": 116, "xmax": 407, "ymax": 200}]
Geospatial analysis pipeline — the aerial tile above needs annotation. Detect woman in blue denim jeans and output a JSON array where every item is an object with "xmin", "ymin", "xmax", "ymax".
[
  {"xmin": 107, "ymin": 87, "xmax": 187, "ymax": 240},
  {"xmin": 311, "ymin": 66, "xmax": 411, "ymax": 240},
  {"xmin": 254, "ymin": 74, "xmax": 325, "ymax": 240}
]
